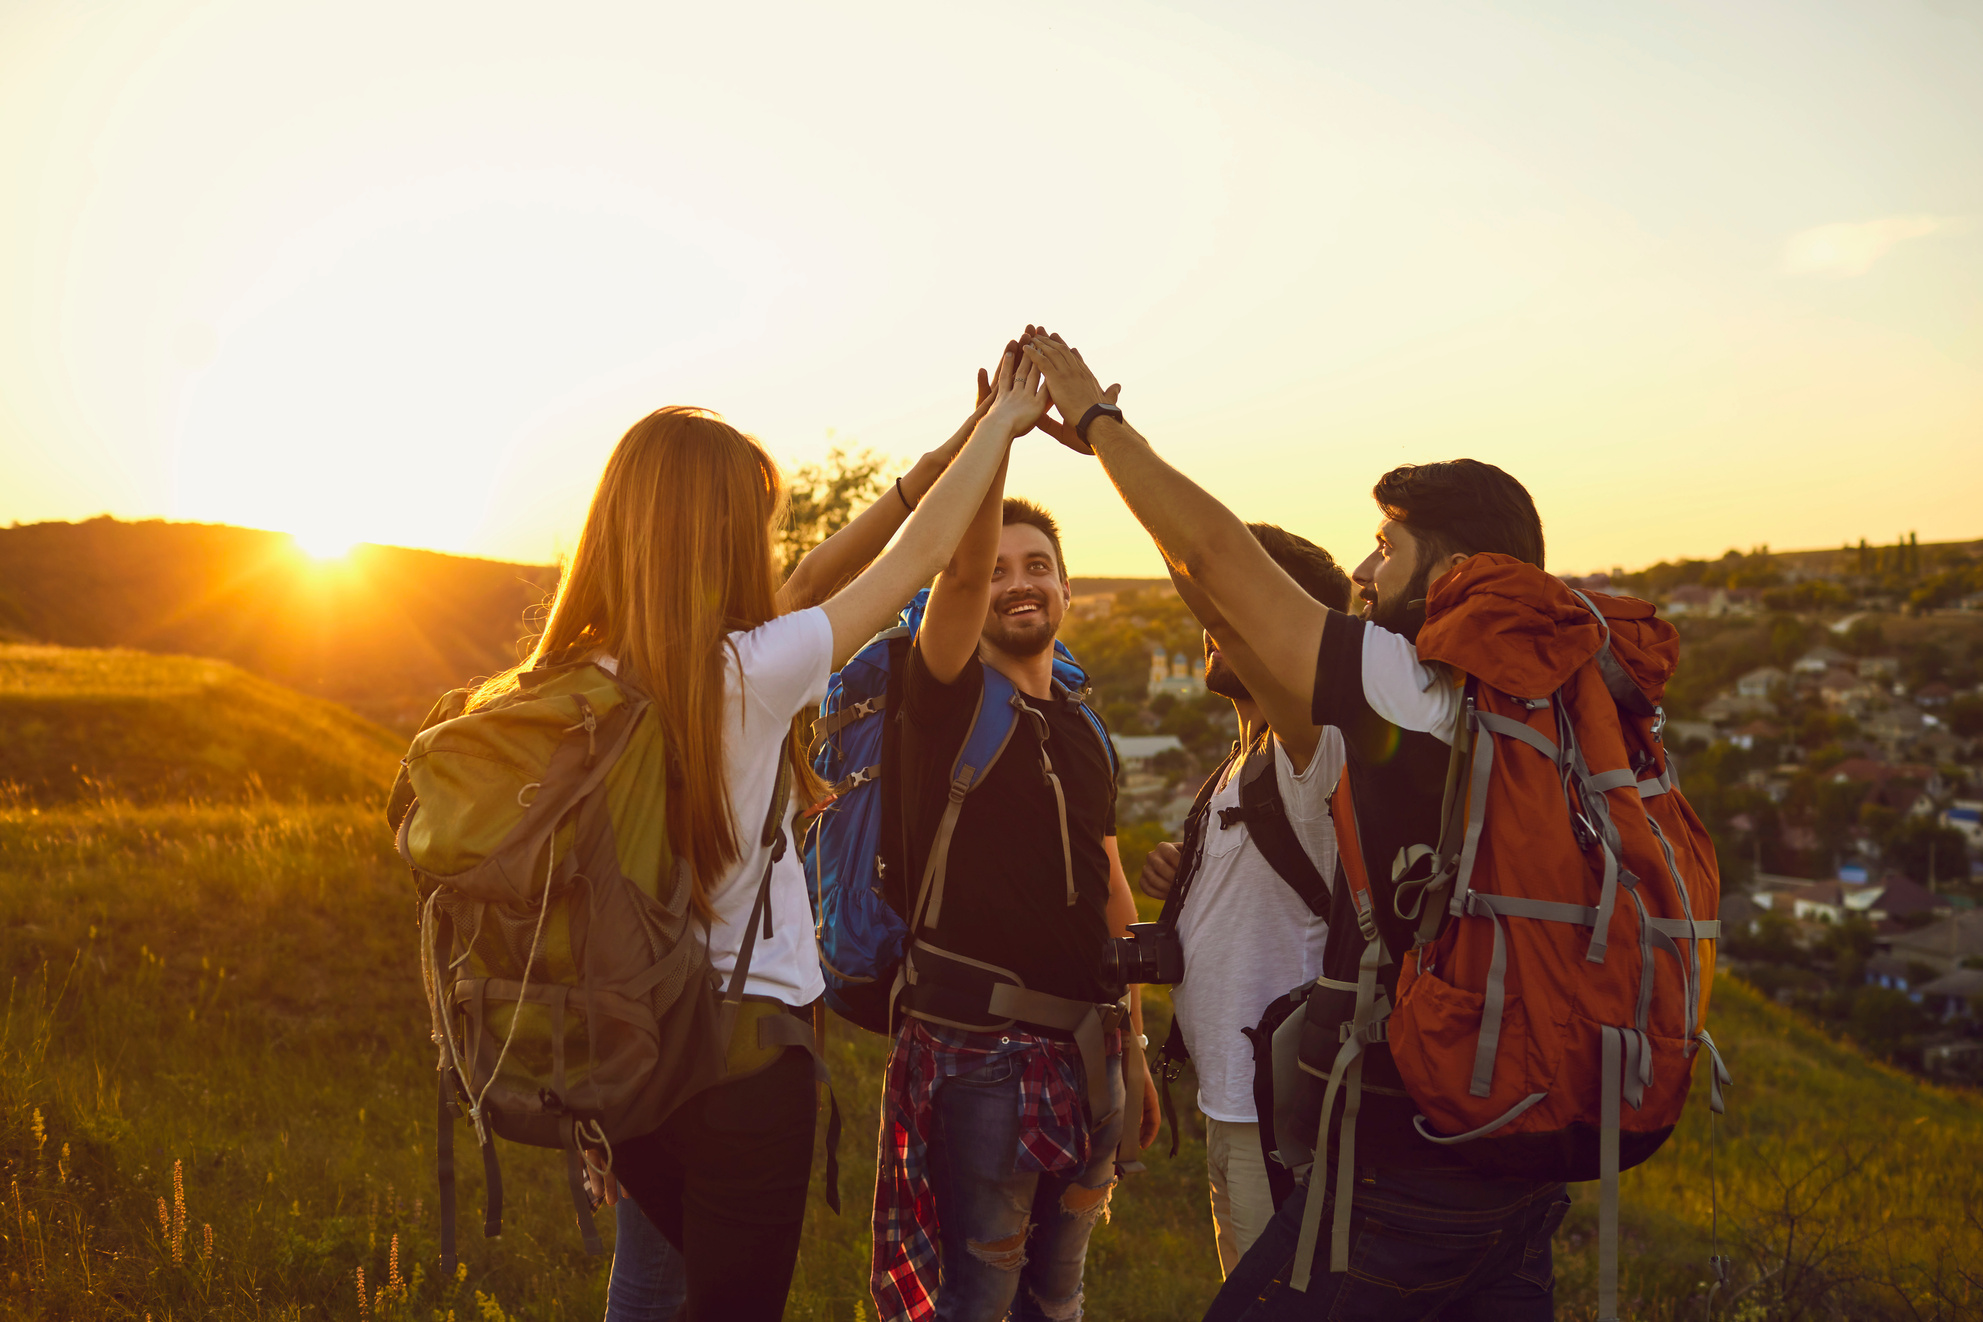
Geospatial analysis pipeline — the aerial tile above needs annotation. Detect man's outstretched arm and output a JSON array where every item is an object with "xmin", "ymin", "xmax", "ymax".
[
  {"xmin": 1022, "ymin": 336, "xmax": 1335, "ymax": 707},
  {"xmin": 1168, "ymin": 567, "xmax": 1323, "ymax": 772}
]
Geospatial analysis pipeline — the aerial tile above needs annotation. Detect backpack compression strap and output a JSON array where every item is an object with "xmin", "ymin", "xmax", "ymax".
[{"xmin": 1290, "ymin": 775, "xmax": 1387, "ymax": 1291}]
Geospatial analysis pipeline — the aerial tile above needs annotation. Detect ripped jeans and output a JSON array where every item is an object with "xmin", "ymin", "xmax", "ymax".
[{"xmin": 927, "ymin": 1047, "xmax": 1124, "ymax": 1322}]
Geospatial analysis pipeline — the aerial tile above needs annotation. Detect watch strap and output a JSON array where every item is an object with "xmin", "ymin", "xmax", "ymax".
[{"xmin": 1075, "ymin": 403, "xmax": 1124, "ymax": 447}]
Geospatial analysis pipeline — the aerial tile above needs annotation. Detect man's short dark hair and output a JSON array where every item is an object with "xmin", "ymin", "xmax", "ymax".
[
  {"xmin": 1002, "ymin": 497, "xmax": 1067, "ymax": 581},
  {"xmin": 1247, "ymin": 522, "xmax": 1352, "ymax": 612},
  {"xmin": 1371, "ymin": 460, "xmax": 1545, "ymax": 570}
]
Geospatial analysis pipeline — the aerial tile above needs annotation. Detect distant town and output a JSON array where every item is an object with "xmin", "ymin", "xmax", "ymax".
[{"xmin": 1068, "ymin": 534, "xmax": 1983, "ymax": 1083}]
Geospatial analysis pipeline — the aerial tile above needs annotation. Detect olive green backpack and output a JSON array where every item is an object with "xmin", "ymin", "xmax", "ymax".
[{"xmin": 385, "ymin": 659, "xmax": 834, "ymax": 1274}]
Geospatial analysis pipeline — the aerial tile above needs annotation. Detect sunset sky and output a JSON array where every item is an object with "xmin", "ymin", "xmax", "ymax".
[{"xmin": 2, "ymin": 0, "xmax": 1978, "ymax": 576}]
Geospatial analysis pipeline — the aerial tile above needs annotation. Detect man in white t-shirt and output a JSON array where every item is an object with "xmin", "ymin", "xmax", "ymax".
[{"xmin": 1137, "ymin": 523, "xmax": 1354, "ymax": 1277}]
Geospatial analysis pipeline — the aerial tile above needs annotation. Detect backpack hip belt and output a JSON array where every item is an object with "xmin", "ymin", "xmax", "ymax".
[{"xmin": 897, "ymin": 939, "xmax": 1128, "ymax": 1126}]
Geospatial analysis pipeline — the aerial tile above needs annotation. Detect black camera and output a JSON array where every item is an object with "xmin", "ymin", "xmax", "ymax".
[{"xmin": 1102, "ymin": 922, "xmax": 1184, "ymax": 987}]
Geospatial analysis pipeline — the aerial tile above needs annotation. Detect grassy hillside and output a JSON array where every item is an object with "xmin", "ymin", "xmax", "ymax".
[
  {"xmin": 0, "ymin": 645, "xmax": 403, "ymax": 806},
  {"xmin": 0, "ymin": 518, "xmax": 557, "ymax": 732},
  {"xmin": 3, "ymin": 795, "xmax": 1979, "ymax": 1319}
]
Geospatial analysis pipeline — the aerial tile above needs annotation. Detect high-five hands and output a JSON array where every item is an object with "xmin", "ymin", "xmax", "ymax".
[
  {"xmin": 979, "ymin": 338, "xmax": 1052, "ymax": 440},
  {"xmin": 1020, "ymin": 329, "xmax": 1120, "ymax": 455}
]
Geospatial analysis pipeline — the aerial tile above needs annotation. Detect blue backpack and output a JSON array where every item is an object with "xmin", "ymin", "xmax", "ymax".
[{"xmin": 803, "ymin": 589, "xmax": 1117, "ymax": 1031}]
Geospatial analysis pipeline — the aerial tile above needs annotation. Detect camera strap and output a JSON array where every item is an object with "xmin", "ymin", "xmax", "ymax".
[{"xmin": 1157, "ymin": 743, "xmax": 1241, "ymax": 929}]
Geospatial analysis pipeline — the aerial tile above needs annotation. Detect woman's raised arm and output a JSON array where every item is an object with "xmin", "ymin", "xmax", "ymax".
[
  {"xmin": 819, "ymin": 344, "xmax": 1048, "ymax": 668},
  {"xmin": 775, "ymin": 369, "xmax": 994, "ymax": 614}
]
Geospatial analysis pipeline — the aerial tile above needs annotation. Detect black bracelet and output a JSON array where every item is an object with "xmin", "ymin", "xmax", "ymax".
[{"xmin": 895, "ymin": 476, "xmax": 917, "ymax": 513}]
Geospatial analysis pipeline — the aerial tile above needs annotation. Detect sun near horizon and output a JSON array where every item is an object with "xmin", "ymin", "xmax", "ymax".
[
  {"xmin": 292, "ymin": 528, "xmax": 359, "ymax": 563},
  {"xmin": 2, "ymin": 1, "xmax": 1981, "ymax": 578}
]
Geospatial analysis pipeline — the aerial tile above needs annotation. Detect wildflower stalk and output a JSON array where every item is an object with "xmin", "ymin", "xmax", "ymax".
[{"xmin": 170, "ymin": 1160, "xmax": 185, "ymax": 1265}]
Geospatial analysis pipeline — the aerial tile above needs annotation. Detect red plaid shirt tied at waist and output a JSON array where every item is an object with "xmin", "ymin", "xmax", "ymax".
[{"xmin": 869, "ymin": 1018, "xmax": 1120, "ymax": 1322}]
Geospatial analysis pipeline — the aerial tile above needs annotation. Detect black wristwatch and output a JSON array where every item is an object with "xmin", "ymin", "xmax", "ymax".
[{"xmin": 1074, "ymin": 402, "xmax": 1125, "ymax": 449}]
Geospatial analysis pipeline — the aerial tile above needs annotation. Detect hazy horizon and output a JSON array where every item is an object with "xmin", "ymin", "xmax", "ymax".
[{"xmin": 4, "ymin": 0, "xmax": 1979, "ymax": 578}]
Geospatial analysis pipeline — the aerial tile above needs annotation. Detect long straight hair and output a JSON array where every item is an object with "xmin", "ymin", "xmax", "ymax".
[{"xmin": 474, "ymin": 406, "xmax": 819, "ymax": 917}]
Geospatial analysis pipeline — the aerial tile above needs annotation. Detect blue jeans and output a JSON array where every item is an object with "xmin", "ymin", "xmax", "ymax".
[
  {"xmin": 928, "ymin": 1046, "xmax": 1124, "ymax": 1322},
  {"xmin": 604, "ymin": 1197, "xmax": 686, "ymax": 1322},
  {"xmin": 1202, "ymin": 1166, "xmax": 1568, "ymax": 1322}
]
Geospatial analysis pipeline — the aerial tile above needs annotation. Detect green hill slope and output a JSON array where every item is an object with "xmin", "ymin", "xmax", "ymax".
[
  {"xmin": 2, "ymin": 796, "xmax": 1978, "ymax": 1318},
  {"xmin": 0, "ymin": 518, "xmax": 557, "ymax": 731},
  {"xmin": 0, "ymin": 644, "xmax": 404, "ymax": 805}
]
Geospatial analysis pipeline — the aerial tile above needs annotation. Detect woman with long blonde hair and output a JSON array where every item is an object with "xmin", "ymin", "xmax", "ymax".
[{"xmin": 492, "ymin": 345, "xmax": 1048, "ymax": 1320}]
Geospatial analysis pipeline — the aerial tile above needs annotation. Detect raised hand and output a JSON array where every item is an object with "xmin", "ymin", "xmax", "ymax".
[
  {"xmin": 927, "ymin": 361, "xmax": 1001, "ymax": 470},
  {"xmin": 980, "ymin": 338, "xmax": 1051, "ymax": 439},
  {"xmin": 1020, "ymin": 330, "xmax": 1119, "ymax": 454}
]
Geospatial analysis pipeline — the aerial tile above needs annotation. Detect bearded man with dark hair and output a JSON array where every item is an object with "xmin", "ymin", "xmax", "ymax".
[{"xmin": 1022, "ymin": 329, "xmax": 1564, "ymax": 1321}]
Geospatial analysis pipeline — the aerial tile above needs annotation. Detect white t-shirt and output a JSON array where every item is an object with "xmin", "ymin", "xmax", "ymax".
[
  {"xmin": 604, "ymin": 608, "xmax": 833, "ymax": 1008},
  {"xmin": 1171, "ymin": 727, "xmax": 1347, "ymax": 1123},
  {"xmin": 1360, "ymin": 625, "xmax": 1462, "ymax": 745}
]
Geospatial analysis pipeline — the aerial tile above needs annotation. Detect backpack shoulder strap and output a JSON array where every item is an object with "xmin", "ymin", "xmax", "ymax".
[
  {"xmin": 906, "ymin": 664, "xmax": 1023, "ymax": 934},
  {"xmin": 1217, "ymin": 735, "xmax": 1333, "ymax": 917},
  {"xmin": 1059, "ymin": 680, "xmax": 1120, "ymax": 780},
  {"xmin": 717, "ymin": 737, "xmax": 796, "ymax": 1045}
]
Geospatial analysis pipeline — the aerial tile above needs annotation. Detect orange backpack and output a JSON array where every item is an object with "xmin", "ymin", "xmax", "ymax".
[{"xmin": 1292, "ymin": 555, "xmax": 1730, "ymax": 1322}]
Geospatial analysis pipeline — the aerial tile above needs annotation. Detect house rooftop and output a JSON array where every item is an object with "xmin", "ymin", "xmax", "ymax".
[
  {"xmin": 1888, "ymin": 912, "xmax": 1983, "ymax": 962},
  {"xmin": 1915, "ymin": 969, "xmax": 1983, "ymax": 1000},
  {"xmin": 1871, "ymin": 874, "xmax": 1948, "ymax": 917},
  {"xmin": 1829, "ymin": 758, "xmax": 1936, "ymax": 785},
  {"xmin": 1109, "ymin": 734, "xmax": 1186, "ymax": 760}
]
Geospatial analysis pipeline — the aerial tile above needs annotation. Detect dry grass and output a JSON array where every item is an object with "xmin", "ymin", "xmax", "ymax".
[{"xmin": 2, "ymin": 799, "xmax": 1979, "ymax": 1319}]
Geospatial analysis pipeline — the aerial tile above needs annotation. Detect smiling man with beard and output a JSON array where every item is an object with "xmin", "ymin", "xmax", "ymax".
[{"xmin": 871, "ymin": 488, "xmax": 1162, "ymax": 1322}]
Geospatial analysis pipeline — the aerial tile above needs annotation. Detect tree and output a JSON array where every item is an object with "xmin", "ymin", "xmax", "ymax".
[
  {"xmin": 1728, "ymin": 910, "xmax": 1805, "ymax": 966},
  {"xmin": 1847, "ymin": 986, "xmax": 1928, "ymax": 1061},
  {"xmin": 1816, "ymin": 914, "xmax": 1877, "ymax": 984},
  {"xmin": 776, "ymin": 445, "xmax": 898, "ymax": 576},
  {"xmin": 1842, "ymin": 617, "xmax": 1886, "ymax": 657},
  {"xmin": 1947, "ymin": 696, "xmax": 1983, "ymax": 739},
  {"xmin": 1762, "ymin": 580, "xmax": 1852, "ymax": 612},
  {"xmin": 1884, "ymin": 817, "xmax": 1971, "ymax": 888},
  {"xmin": 1059, "ymin": 613, "xmax": 1164, "ymax": 711},
  {"xmin": 1768, "ymin": 614, "xmax": 1813, "ymax": 667}
]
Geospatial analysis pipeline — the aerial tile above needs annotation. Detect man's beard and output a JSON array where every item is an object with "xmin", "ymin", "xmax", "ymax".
[
  {"xmin": 1363, "ymin": 564, "xmax": 1433, "ymax": 641},
  {"xmin": 983, "ymin": 590, "xmax": 1058, "ymax": 658},
  {"xmin": 1204, "ymin": 649, "xmax": 1251, "ymax": 701}
]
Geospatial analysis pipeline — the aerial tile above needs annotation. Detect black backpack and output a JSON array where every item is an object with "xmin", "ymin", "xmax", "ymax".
[{"xmin": 1151, "ymin": 732, "xmax": 1333, "ymax": 1175}]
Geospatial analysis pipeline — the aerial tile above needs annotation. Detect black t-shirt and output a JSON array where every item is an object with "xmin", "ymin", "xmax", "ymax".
[
  {"xmin": 901, "ymin": 640, "xmax": 1117, "ymax": 1005},
  {"xmin": 1311, "ymin": 613, "xmax": 1466, "ymax": 1169}
]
